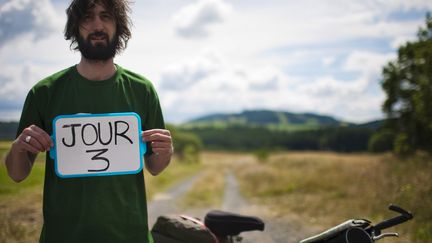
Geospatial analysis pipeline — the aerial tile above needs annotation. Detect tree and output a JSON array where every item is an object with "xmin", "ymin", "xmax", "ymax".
[
  {"xmin": 368, "ymin": 129, "xmax": 394, "ymax": 153},
  {"xmin": 381, "ymin": 13, "xmax": 432, "ymax": 154},
  {"xmin": 166, "ymin": 124, "xmax": 203, "ymax": 163}
]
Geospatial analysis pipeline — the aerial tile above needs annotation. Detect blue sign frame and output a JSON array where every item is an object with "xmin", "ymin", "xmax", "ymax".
[{"xmin": 50, "ymin": 112, "xmax": 146, "ymax": 178}]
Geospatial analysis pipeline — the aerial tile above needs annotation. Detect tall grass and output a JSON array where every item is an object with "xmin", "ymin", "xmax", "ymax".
[
  {"xmin": 0, "ymin": 141, "xmax": 45, "ymax": 243},
  {"xmin": 2, "ymin": 142, "xmax": 430, "ymax": 243},
  {"xmin": 144, "ymin": 157, "xmax": 203, "ymax": 199},
  {"xmin": 234, "ymin": 152, "xmax": 432, "ymax": 243},
  {"xmin": 179, "ymin": 166, "xmax": 226, "ymax": 209},
  {"xmin": 173, "ymin": 151, "xmax": 256, "ymax": 210}
]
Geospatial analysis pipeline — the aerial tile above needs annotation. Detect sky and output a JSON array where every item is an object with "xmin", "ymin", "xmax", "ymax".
[{"xmin": 0, "ymin": 0, "xmax": 431, "ymax": 124}]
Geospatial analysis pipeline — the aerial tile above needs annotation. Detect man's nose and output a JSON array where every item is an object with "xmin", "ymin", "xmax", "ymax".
[{"xmin": 91, "ymin": 16, "xmax": 104, "ymax": 31}]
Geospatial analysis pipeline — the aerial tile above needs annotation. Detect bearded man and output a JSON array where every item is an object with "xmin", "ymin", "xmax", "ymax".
[{"xmin": 5, "ymin": 1, "xmax": 173, "ymax": 242}]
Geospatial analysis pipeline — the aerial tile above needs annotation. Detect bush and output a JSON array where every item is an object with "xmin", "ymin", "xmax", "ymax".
[
  {"xmin": 181, "ymin": 144, "xmax": 201, "ymax": 163},
  {"xmin": 253, "ymin": 148, "xmax": 270, "ymax": 163},
  {"xmin": 394, "ymin": 133, "xmax": 414, "ymax": 156},
  {"xmin": 368, "ymin": 130, "xmax": 395, "ymax": 153},
  {"xmin": 167, "ymin": 124, "xmax": 203, "ymax": 163}
]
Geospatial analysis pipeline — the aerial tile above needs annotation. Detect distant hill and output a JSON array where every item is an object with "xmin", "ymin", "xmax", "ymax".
[
  {"xmin": 181, "ymin": 109, "xmax": 377, "ymax": 131},
  {"xmin": 351, "ymin": 119, "xmax": 383, "ymax": 130},
  {"xmin": 177, "ymin": 110, "xmax": 384, "ymax": 152},
  {"xmin": 0, "ymin": 121, "xmax": 18, "ymax": 140},
  {"xmin": 0, "ymin": 110, "xmax": 383, "ymax": 141}
]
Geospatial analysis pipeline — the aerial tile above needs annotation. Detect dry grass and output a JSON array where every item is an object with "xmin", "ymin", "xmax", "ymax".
[
  {"xmin": 179, "ymin": 166, "xmax": 226, "ymax": 209},
  {"xmin": 0, "ymin": 192, "xmax": 43, "ymax": 243},
  {"xmin": 144, "ymin": 157, "xmax": 203, "ymax": 199},
  {"xmin": 174, "ymin": 151, "xmax": 247, "ymax": 209},
  {"xmin": 1, "ymin": 141, "xmax": 45, "ymax": 243},
  {"xmin": 234, "ymin": 151, "xmax": 432, "ymax": 243},
  {"xmin": 1, "ymin": 145, "xmax": 430, "ymax": 243}
]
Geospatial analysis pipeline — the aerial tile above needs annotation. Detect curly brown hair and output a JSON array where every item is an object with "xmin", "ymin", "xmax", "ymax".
[{"xmin": 64, "ymin": 0, "xmax": 132, "ymax": 54}]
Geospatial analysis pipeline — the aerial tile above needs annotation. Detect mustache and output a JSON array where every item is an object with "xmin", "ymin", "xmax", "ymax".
[{"xmin": 88, "ymin": 31, "xmax": 109, "ymax": 40}]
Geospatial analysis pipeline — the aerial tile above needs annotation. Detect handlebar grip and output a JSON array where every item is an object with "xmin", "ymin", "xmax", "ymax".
[
  {"xmin": 389, "ymin": 204, "xmax": 413, "ymax": 219},
  {"xmin": 373, "ymin": 205, "xmax": 413, "ymax": 232},
  {"xmin": 374, "ymin": 216, "xmax": 405, "ymax": 231}
]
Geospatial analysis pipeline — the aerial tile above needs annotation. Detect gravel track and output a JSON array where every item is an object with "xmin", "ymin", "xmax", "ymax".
[{"xmin": 148, "ymin": 171, "xmax": 318, "ymax": 243}]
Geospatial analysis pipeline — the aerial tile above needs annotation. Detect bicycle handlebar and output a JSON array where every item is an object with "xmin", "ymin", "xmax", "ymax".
[{"xmin": 371, "ymin": 204, "xmax": 413, "ymax": 234}]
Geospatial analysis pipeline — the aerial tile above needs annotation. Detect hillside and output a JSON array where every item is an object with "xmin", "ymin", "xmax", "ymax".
[
  {"xmin": 181, "ymin": 110, "xmax": 363, "ymax": 131},
  {"xmin": 177, "ymin": 110, "xmax": 385, "ymax": 152},
  {"xmin": 0, "ymin": 122, "xmax": 18, "ymax": 140}
]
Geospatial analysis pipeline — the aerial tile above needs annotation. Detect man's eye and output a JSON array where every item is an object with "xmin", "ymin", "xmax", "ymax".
[
  {"xmin": 83, "ymin": 14, "xmax": 93, "ymax": 21},
  {"xmin": 101, "ymin": 14, "xmax": 112, "ymax": 20}
]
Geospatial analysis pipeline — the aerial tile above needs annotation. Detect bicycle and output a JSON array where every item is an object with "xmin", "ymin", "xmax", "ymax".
[{"xmin": 152, "ymin": 204, "xmax": 413, "ymax": 243}]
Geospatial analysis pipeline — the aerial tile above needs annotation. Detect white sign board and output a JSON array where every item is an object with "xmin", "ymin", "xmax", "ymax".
[{"xmin": 50, "ymin": 112, "xmax": 146, "ymax": 178}]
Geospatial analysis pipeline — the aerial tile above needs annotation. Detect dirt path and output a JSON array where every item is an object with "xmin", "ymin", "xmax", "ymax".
[
  {"xmin": 148, "ymin": 171, "xmax": 317, "ymax": 243},
  {"xmin": 147, "ymin": 172, "xmax": 206, "ymax": 226}
]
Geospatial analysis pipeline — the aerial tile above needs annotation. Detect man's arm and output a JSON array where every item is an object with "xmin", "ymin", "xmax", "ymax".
[
  {"xmin": 5, "ymin": 125, "xmax": 53, "ymax": 182},
  {"xmin": 142, "ymin": 129, "xmax": 173, "ymax": 176}
]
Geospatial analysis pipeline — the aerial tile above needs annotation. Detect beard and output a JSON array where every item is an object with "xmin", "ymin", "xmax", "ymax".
[{"xmin": 77, "ymin": 31, "xmax": 118, "ymax": 61}]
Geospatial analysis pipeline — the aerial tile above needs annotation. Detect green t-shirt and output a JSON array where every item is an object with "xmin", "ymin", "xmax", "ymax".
[{"xmin": 17, "ymin": 65, "xmax": 164, "ymax": 243}]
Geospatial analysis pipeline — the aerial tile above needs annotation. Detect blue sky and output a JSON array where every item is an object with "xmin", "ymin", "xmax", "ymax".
[{"xmin": 0, "ymin": 0, "xmax": 431, "ymax": 123}]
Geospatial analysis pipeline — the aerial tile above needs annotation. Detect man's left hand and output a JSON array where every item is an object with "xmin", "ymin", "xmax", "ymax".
[{"xmin": 142, "ymin": 129, "xmax": 173, "ymax": 157}]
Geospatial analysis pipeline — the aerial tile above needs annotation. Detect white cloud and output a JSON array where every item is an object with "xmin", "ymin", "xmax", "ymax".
[
  {"xmin": 0, "ymin": 0, "xmax": 75, "ymax": 121},
  {"xmin": 343, "ymin": 51, "xmax": 395, "ymax": 79},
  {"xmin": 289, "ymin": 50, "xmax": 398, "ymax": 122},
  {"xmin": 0, "ymin": 62, "xmax": 50, "ymax": 110},
  {"xmin": 172, "ymin": 0, "xmax": 232, "ymax": 38},
  {"xmin": 323, "ymin": 56, "xmax": 336, "ymax": 67},
  {"xmin": 390, "ymin": 35, "xmax": 419, "ymax": 49},
  {"xmin": 159, "ymin": 50, "xmax": 223, "ymax": 90},
  {"xmin": 0, "ymin": 0, "xmax": 61, "ymax": 47},
  {"xmin": 248, "ymin": 66, "xmax": 284, "ymax": 91},
  {"xmin": 373, "ymin": 0, "xmax": 432, "ymax": 12}
]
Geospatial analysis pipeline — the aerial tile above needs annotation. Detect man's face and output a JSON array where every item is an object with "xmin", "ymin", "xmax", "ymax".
[{"xmin": 78, "ymin": 3, "xmax": 117, "ymax": 61}]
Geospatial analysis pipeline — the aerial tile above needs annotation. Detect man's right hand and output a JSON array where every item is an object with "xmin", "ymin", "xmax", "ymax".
[
  {"xmin": 14, "ymin": 125, "xmax": 53, "ymax": 154},
  {"xmin": 5, "ymin": 125, "xmax": 53, "ymax": 182}
]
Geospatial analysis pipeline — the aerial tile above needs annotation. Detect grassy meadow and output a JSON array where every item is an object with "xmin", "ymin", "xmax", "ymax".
[
  {"xmin": 0, "ymin": 140, "xmax": 431, "ymax": 242},
  {"xmin": 0, "ymin": 141, "xmax": 45, "ymax": 243},
  {"xmin": 232, "ymin": 151, "xmax": 432, "ymax": 243}
]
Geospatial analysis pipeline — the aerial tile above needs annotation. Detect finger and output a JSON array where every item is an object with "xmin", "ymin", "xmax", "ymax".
[
  {"xmin": 20, "ymin": 132, "xmax": 45, "ymax": 152},
  {"xmin": 143, "ymin": 133, "xmax": 172, "ymax": 142},
  {"xmin": 31, "ymin": 125, "xmax": 54, "ymax": 147},
  {"xmin": 142, "ymin": 129, "xmax": 171, "ymax": 137},
  {"xmin": 21, "ymin": 125, "xmax": 45, "ymax": 151},
  {"xmin": 28, "ymin": 125, "xmax": 53, "ymax": 150},
  {"xmin": 19, "ymin": 139, "xmax": 40, "ymax": 154},
  {"xmin": 23, "ymin": 130, "xmax": 48, "ymax": 152},
  {"xmin": 151, "ymin": 142, "xmax": 174, "ymax": 153},
  {"xmin": 152, "ymin": 147, "xmax": 173, "ymax": 154},
  {"xmin": 150, "ymin": 141, "xmax": 172, "ymax": 149}
]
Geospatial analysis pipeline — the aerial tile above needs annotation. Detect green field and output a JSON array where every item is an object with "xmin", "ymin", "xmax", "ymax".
[
  {"xmin": 1, "ymin": 141, "xmax": 430, "ymax": 242},
  {"xmin": 232, "ymin": 151, "xmax": 432, "ymax": 243}
]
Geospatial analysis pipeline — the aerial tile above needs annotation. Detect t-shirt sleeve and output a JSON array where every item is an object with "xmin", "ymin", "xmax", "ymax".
[
  {"xmin": 144, "ymin": 84, "xmax": 166, "ymax": 155},
  {"xmin": 144, "ymin": 83, "xmax": 165, "ymax": 129},
  {"xmin": 16, "ymin": 89, "xmax": 44, "ymax": 138}
]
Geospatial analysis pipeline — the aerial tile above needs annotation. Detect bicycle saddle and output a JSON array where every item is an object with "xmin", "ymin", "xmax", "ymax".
[{"xmin": 204, "ymin": 210, "xmax": 265, "ymax": 236}]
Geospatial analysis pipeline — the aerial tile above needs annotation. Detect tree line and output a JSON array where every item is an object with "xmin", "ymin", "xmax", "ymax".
[{"xmin": 176, "ymin": 125, "xmax": 380, "ymax": 153}]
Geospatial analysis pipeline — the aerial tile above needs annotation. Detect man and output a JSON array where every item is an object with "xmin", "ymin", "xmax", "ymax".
[{"xmin": 4, "ymin": 0, "xmax": 173, "ymax": 242}]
